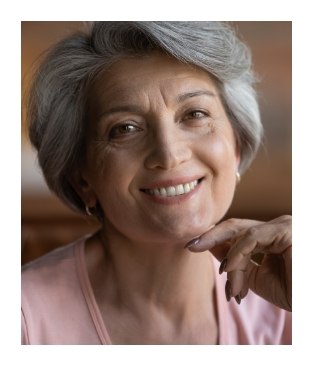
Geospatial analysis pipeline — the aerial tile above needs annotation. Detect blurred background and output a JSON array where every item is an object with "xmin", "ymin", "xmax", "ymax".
[{"xmin": 21, "ymin": 21, "xmax": 292, "ymax": 264}]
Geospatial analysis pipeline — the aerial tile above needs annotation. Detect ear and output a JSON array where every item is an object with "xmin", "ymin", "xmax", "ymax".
[{"xmin": 68, "ymin": 168, "xmax": 98, "ymax": 209}]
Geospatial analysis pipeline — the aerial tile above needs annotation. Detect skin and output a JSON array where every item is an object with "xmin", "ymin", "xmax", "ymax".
[
  {"xmin": 190, "ymin": 215, "xmax": 292, "ymax": 311},
  {"xmin": 84, "ymin": 53, "xmax": 239, "ymax": 245},
  {"xmin": 73, "ymin": 52, "xmax": 292, "ymax": 344}
]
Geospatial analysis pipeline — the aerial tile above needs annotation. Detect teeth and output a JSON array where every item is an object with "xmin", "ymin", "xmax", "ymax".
[
  {"xmin": 183, "ymin": 183, "xmax": 191, "ymax": 193},
  {"xmin": 146, "ymin": 179, "xmax": 199, "ymax": 197},
  {"xmin": 176, "ymin": 184, "xmax": 184, "ymax": 195},
  {"xmin": 166, "ymin": 186, "xmax": 176, "ymax": 196}
]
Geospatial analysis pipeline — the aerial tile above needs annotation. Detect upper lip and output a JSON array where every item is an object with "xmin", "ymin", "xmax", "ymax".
[{"xmin": 140, "ymin": 176, "xmax": 204, "ymax": 190}]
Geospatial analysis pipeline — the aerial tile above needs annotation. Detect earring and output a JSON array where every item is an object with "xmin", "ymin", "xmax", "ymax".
[
  {"xmin": 85, "ymin": 205, "xmax": 93, "ymax": 216},
  {"xmin": 236, "ymin": 171, "xmax": 241, "ymax": 184}
]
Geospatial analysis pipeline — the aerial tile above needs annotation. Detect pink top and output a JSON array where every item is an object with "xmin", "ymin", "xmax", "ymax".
[{"xmin": 21, "ymin": 236, "xmax": 291, "ymax": 345}]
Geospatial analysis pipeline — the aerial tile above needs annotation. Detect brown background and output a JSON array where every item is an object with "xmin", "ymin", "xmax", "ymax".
[{"xmin": 21, "ymin": 21, "xmax": 292, "ymax": 264}]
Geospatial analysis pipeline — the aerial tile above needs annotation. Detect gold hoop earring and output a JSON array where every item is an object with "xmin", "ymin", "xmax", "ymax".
[{"xmin": 236, "ymin": 171, "xmax": 241, "ymax": 184}]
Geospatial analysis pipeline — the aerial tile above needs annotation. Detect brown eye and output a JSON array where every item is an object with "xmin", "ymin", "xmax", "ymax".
[
  {"xmin": 189, "ymin": 110, "xmax": 207, "ymax": 119},
  {"xmin": 109, "ymin": 123, "xmax": 140, "ymax": 139},
  {"xmin": 182, "ymin": 109, "xmax": 210, "ymax": 124}
]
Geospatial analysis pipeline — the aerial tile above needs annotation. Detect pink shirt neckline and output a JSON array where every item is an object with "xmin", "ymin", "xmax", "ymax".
[
  {"xmin": 74, "ymin": 238, "xmax": 229, "ymax": 345},
  {"xmin": 75, "ymin": 240, "xmax": 112, "ymax": 345}
]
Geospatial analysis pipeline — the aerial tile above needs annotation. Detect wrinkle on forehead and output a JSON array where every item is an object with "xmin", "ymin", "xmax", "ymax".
[{"xmin": 88, "ymin": 52, "xmax": 220, "ymax": 120}]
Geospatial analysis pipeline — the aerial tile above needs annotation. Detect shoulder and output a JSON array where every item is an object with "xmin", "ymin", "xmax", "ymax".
[
  {"xmin": 22, "ymin": 235, "xmax": 89, "ymax": 302},
  {"xmin": 21, "ymin": 236, "xmax": 96, "ymax": 344},
  {"xmin": 22, "ymin": 240, "xmax": 78, "ymax": 289}
]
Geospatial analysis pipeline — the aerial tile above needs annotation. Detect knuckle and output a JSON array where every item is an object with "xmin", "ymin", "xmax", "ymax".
[
  {"xmin": 274, "ymin": 214, "xmax": 291, "ymax": 223},
  {"xmin": 281, "ymin": 214, "xmax": 292, "ymax": 223},
  {"xmin": 246, "ymin": 226, "xmax": 258, "ymax": 237},
  {"xmin": 226, "ymin": 218, "xmax": 240, "ymax": 226}
]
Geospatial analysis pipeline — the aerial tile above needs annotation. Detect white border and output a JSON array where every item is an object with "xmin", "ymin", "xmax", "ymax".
[{"xmin": 1, "ymin": 0, "xmax": 311, "ymax": 364}]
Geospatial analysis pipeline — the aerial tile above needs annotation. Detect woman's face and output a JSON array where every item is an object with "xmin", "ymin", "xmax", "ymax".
[{"xmin": 83, "ymin": 52, "xmax": 239, "ymax": 246}]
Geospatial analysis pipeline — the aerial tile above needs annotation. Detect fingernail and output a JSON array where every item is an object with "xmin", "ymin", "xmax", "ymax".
[
  {"xmin": 219, "ymin": 258, "xmax": 228, "ymax": 274},
  {"xmin": 235, "ymin": 295, "xmax": 241, "ymax": 305},
  {"xmin": 225, "ymin": 280, "xmax": 232, "ymax": 302},
  {"xmin": 184, "ymin": 237, "xmax": 200, "ymax": 249}
]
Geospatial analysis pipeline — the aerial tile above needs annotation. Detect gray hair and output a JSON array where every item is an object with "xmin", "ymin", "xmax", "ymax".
[{"xmin": 27, "ymin": 21, "xmax": 263, "ymax": 215}]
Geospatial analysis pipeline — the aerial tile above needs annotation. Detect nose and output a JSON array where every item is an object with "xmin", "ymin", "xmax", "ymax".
[{"xmin": 144, "ymin": 127, "xmax": 192, "ymax": 170}]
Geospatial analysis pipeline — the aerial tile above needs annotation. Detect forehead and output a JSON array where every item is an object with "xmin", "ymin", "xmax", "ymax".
[{"xmin": 89, "ymin": 52, "xmax": 219, "ymax": 108}]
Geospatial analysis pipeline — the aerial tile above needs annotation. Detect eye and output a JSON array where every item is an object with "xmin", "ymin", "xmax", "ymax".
[
  {"xmin": 181, "ymin": 109, "xmax": 211, "ymax": 126},
  {"xmin": 185, "ymin": 110, "xmax": 208, "ymax": 119},
  {"xmin": 109, "ymin": 122, "xmax": 142, "ymax": 139}
]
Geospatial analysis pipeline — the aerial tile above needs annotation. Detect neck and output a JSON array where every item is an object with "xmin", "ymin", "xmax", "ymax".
[{"xmin": 86, "ymin": 228, "xmax": 218, "ymax": 343}]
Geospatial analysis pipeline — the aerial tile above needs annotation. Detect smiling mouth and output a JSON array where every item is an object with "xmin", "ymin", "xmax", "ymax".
[{"xmin": 141, "ymin": 178, "xmax": 203, "ymax": 197}]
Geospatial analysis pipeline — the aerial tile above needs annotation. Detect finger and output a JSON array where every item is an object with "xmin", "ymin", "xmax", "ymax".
[
  {"xmin": 248, "ymin": 252, "xmax": 292, "ymax": 311},
  {"xmin": 186, "ymin": 218, "xmax": 263, "ymax": 253},
  {"xmin": 223, "ymin": 220, "xmax": 291, "ymax": 272},
  {"xmin": 227, "ymin": 270, "xmax": 246, "ymax": 297},
  {"xmin": 240, "ymin": 279, "xmax": 250, "ymax": 299},
  {"xmin": 226, "ymin": 261, "xmax": 254, "ymax": 301}
]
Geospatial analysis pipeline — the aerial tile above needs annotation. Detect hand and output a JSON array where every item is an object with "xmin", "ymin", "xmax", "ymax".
[{"xmin": 186, "ymin": 215, "xmax": 292, "ymax": 312}]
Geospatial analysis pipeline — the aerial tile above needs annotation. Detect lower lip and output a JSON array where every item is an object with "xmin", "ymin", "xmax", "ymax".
[{"xmin": 141, "ymin": 180, "xmax": 202, "ymax": 205}]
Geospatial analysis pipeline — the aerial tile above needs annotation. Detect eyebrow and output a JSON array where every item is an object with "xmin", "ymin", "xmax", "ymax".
[
  {"xmin": 176, "ymin": 90, "xmax": 216, "ymax": 103},
  {"xmin": 98, "ymin": 105, "xmax": 143, "ymax": 120},
  {"xmin": 97, "ymin": 89, "xmax": 216, "ymax": 120}
]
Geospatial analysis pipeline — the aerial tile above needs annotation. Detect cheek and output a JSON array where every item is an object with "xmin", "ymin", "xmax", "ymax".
[
  {"xmin": 197, "ymin": 130, "xmax": 238, "ymax": 175},
  {"xmin": 87, "ymin": 149, "xmax": 141, "ymax": 207},
  {"xmin": 197, "ymin": 132, "xmax": 238, "ymax": 214}
]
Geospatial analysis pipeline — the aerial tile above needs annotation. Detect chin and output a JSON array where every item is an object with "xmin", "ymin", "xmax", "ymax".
[
  {"xmin": 167, "ymin": 209, "xmax": 228, "ymax": 244},
  {"xmin": 156, "ymin": 219, "xmax": 215, "ymax": 245}
]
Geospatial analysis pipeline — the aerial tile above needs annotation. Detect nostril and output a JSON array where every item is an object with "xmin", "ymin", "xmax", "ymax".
[{"xmin": 144, "ymin": 145, "xmax": 192, "ymax": 170}]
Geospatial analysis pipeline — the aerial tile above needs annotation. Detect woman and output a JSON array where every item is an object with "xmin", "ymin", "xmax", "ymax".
[{"xmin": 22, "ymin": 21, "xmax": 291, "ymax": 345}]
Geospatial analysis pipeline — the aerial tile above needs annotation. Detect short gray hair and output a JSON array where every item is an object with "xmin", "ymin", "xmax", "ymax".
[{"xmin": 27, "ymin": 21, "xmax": 263, "ymax": 215}]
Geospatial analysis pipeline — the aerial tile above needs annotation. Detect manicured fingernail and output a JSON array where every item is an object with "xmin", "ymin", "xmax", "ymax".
[
  {"xmin": 235, "ymin": 295, "xmax": 241, "ymax": 305},
  {"xmin": 225, "ymin": 280, "xmax": 232, "ymax": 302},
  {"xmin": 219, "ymin": 258, "xmax": 227, "ymax": 274},
  {"xmin": 184, "ymin": 237, "xmax": 200, "ymax": 249}
]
